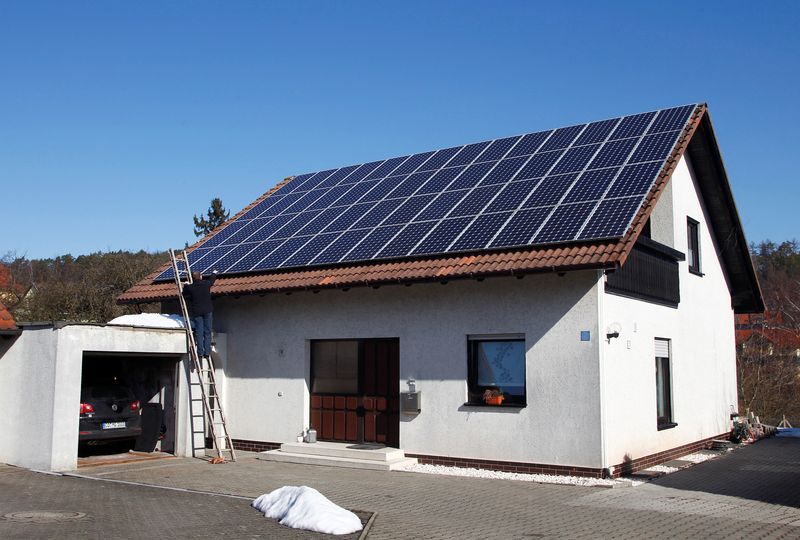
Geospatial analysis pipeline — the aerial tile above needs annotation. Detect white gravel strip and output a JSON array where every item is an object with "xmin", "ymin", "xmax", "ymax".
[
  {"xmin": 404, "ymin": 463, "xmax": 623, "ymax": 487},
  {"xmin": 645, "ymin": 465, "xmax": 679, "ymax": 473},
  {"xmin": 678, "ymin": 452, "xmax": 716, "ymax": 464}
]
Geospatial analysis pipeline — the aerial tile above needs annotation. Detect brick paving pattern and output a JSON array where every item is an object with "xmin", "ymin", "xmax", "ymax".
[
  {"xmin": 654, "ymin": 435, "xmax": 800, "ymax": 507},
  {"xmin": 2, "ymin": 436, "xmax": 799, "ymax": 539}
]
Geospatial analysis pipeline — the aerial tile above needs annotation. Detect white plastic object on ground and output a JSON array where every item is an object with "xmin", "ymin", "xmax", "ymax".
[
  {"xmin": 251, "ymin": 486, "xmax": 362, "ymax": 535},
  {"xmin": 107, "ymin": 313, "xmax": 185, "ymax": 328}
]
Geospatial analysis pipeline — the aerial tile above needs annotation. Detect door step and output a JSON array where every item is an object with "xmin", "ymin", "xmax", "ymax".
[{"xmin": 258, "ymin": 441, "xmax": 417, "ymax": 471}]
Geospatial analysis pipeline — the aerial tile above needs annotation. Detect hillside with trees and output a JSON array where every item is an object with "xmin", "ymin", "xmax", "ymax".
[{"xmin": 1, "ymin": 250, "xmax": 168, "ymax": 323}]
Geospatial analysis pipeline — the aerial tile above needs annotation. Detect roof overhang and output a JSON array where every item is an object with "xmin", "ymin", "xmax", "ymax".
[{"xmin": 684, "ymin": 111, "xmax": 764, "ymax": 313}]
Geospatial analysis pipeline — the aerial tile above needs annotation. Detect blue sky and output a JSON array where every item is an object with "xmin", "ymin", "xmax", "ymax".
[{"xmin": 1, "ymin": 1, "xmax": 797, "ymax": 259}]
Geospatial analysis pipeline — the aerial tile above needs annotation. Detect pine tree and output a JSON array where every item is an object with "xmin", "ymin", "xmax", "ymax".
[{"xmin": 193, "ymin": 198, "xmax": 230, "ymax": 237}]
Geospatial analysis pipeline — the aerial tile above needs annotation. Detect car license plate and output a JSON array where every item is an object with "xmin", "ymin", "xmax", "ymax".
[{"xmin": 102, "ymin": 421, "xmax": 126, "ymax": 430}]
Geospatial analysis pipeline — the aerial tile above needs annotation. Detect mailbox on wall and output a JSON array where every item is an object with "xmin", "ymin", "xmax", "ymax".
[{"xmin": 400, "ymin": 391, "xmax": 421, "ymax": 415}]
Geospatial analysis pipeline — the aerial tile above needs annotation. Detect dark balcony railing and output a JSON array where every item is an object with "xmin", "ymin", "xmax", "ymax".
[{"xmin": 605, "ymin": 237, "xmax": 685, "ymax": 307}]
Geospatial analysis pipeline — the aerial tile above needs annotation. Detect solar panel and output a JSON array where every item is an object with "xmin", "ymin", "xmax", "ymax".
[{"xmin": 155, "ymin": 104, "xmax": 698, "ymax": 280}]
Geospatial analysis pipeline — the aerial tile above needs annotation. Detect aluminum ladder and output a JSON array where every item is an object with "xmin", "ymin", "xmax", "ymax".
[{"xmin": 169, "ymin": 249, "xmax": 236, "ymax": 462}]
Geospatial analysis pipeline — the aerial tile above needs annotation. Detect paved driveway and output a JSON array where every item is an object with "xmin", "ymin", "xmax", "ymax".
[
  {"xmin": 2, "ymin": 437, "xmax": 800, "ymax": 539},
  {"xmin": 653, "ymin": 433, "xmax": 800, "ymax": 507}
]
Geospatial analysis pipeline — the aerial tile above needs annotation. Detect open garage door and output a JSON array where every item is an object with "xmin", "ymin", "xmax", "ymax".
[{"xmin": 80, "ymin": 352, "xmax": 180, "ymax": 460}]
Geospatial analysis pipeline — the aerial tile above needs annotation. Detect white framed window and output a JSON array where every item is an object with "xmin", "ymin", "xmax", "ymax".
[{"xmin": 467, "ymin": 334, "xmax": 526, "ymax": 406}]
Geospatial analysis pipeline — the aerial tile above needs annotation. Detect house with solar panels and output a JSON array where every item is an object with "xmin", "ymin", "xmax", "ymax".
[{"xmin": 121, "ymin": 103, "xmax": 763, "ymax": 477}]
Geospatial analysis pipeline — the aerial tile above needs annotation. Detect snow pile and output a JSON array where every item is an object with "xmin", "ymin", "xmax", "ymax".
[
  {"xmin": 251, "ymin": 486, "xmax": 362, "ymax": 535},
  {"xmin": 107, "ymin": 313, "xmax": 186, "ymax": 328},
  {"xmin": 406, "ymin": 463, "xmax": 618, "ymax": 487}
]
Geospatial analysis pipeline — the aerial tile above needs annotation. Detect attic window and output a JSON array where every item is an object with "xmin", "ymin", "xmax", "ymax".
[{"xmin": 687, "ymin": 217, "xmax": 702, "ymax": 275}]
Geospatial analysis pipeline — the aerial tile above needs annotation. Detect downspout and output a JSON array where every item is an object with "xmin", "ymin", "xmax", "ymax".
[{"xmin": 596, "ymin": 269, "xmax": 610, "ymax": 476}]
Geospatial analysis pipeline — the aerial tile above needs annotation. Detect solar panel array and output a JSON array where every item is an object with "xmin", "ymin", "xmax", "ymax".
[{"xmin": 157, "ymin": 104, "xmax": 697, "ymax": 281}]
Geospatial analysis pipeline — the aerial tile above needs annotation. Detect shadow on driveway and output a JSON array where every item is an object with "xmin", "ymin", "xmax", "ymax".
[{"xmin": 652, "ymin": 433, "xmax": 800, "ymax": 507}]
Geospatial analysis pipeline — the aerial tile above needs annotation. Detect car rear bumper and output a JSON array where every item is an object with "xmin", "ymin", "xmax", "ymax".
[{"xmin": 79, "ymin": 426, "xmax": 142, "ymax": 443}]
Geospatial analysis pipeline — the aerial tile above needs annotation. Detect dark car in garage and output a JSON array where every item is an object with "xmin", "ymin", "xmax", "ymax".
[{"xmin": 79, "ymin": 385, "xmax": 142, "ymax": 445}]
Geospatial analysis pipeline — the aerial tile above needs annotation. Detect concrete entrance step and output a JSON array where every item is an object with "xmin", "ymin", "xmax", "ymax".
[
  {"xmin": 279, "ymin": 441, "xmax": 406, "ymax": 461},
  {"xmin": 258, "ymin": 441, "xmax": 417, "ymax": 471}
]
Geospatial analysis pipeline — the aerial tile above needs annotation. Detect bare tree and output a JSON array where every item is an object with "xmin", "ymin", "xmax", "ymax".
[
  {"xmin": 4, "ymin": 251, "xmax": 168, "ymax": 323},
  {"xmin": 737, "ymin": 240, "xmax": 800, "ymax": 425}
]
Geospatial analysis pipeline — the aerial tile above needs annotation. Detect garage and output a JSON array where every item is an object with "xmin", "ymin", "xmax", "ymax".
[
  {"xmin": 0, "ymin": 320, "xmax": 217, "ymax": 471},
  {"xmin": 79, "ymin": 352, "xmax": 180, "ymax": 460}
]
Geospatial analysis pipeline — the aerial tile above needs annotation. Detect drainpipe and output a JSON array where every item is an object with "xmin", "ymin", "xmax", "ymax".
[{"xmin": 596, "ymin": 269, "xmax": 610, "ymax": 476}]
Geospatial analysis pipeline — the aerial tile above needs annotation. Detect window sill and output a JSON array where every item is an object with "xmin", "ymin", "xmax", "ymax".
[
  {"xmin": 463, "ymin": 402, "xmax": 527, "ymax": 409},
  {"xmin": 657, "ymin": 422, "xmax": 678, "ymax": 431},
  {"xmin": 689, "ymin": 268, "xmax": 704, "ymax": 277}
]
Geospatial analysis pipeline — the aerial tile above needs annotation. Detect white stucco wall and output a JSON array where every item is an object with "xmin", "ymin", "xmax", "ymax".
[
  {"xmin": 214, "ymin": 270, "xmax": 606, "ymax": 468},
  {"xmin": 0, "ymin": 327, "xmax": 59, "ymax": 470},
  {"xmin": 0, "ymin": 324, "xmax": 189, "ymax": 471},
  {"xmin": 649, "ymin": 178, "xmax": 674, "ymax": 247},
  {"xmin": 600, "ymin": 155, "xmax": 737, "ymax": 467}
]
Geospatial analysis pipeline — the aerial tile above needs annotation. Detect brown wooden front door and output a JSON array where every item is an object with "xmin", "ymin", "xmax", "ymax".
[{"xmin": 310, "ymin": 338, "xmax": 399, "ymax": 448}]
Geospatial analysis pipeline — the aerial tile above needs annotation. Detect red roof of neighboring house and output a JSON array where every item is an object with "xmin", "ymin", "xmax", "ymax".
[
  {"xmin": 0, "ymin": 301, "xmax": 18, "ymax": 332},
  {"xmin": 119, "ymin": 104, "xmax": 763, "ymax": 313},
  {"xmin": 736, "ymin": 311, "xmax": 789, "ymax": 327},
  {"xmin": 736, "ymin": 312, "xmax": 800, "ymax": 349},
  {"xmin": 737, "ymin": 327, "xmax": 800, "ymax": 350}
]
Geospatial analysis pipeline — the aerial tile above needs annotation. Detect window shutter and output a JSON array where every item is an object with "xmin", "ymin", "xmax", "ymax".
[{"xmin": 655, "ymin": 338, "xmax": 670, "ymax": 358}]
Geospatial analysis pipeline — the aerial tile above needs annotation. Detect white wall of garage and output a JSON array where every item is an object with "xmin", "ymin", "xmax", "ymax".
[{"xmin": 0, "ymin": 324, "xmax": 189, "ymax": 471}]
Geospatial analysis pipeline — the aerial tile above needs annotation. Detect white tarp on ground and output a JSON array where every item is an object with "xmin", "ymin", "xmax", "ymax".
[
  {"xmin": 252, "ymin": 486, "xmax": 362, "ymax": 535},
  {"xmin": 107, "ymin": 313, "xmax": 185, "ymax": 328}
]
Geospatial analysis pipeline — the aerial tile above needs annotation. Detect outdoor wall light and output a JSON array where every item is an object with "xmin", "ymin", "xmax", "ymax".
[{"xmin": 605, "ymin": 323, "xmax": 622, "ymax": 342}]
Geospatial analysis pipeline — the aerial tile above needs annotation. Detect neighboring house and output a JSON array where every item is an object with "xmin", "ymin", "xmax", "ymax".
[
  {"xmin": 736, "ymin": 312, "xmax": 800, "ymax": 357},
  {"xmin": 121, "ymin": 103, "xmax": 762, "ymax": 477}
]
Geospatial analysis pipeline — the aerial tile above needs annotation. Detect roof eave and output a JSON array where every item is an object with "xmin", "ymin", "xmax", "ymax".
[{"xmin": 117, "ymin": 247, "xmax": 623, "ymax": 305}]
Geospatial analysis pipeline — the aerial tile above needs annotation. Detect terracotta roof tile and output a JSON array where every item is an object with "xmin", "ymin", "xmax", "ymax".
[
  {"xmin": 119, "ymin": 241, "xmax": 627, "ymax": 303},
  {"xmin": 120, "ymin": 106, "xmax": 707, "ymax": 305}
]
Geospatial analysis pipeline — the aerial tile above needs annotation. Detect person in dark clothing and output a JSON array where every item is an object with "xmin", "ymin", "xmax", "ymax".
[{"xmin": 183, "ymin": 270, "xmax": 217, "ymax": 360}]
